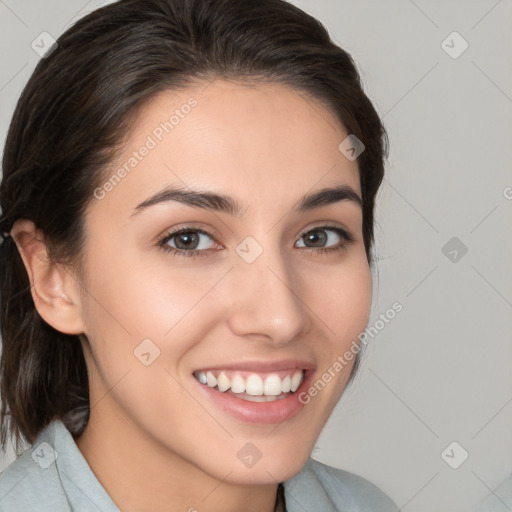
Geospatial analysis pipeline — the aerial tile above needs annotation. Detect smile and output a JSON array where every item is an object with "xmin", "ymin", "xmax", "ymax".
[
  {"xmin": 192, "ymin": 361, "xmax": 316, "ymax": 424},
  {"xmin": 193, "ymin": 369, "xmax": 305, "ymax": 402}
]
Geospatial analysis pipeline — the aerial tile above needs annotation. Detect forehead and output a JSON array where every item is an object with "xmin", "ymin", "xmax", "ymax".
[{"xmin": 91, "ymin": 79, "xmax": 361, "ymax": 218}]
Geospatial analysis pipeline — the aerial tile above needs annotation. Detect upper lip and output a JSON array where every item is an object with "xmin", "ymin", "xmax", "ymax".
[{"xmin": 194, "ymin": 360, "xmax": 315, "ymax": 373}]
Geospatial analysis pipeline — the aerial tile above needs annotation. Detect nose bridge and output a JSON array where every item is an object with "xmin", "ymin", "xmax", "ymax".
[{"xmin": 227, "ymin": 236, "xmax": 310, "ymax": 344}]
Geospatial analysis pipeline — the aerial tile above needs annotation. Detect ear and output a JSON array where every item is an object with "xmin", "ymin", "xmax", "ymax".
[{"xmin": 10, "ymin": 219, "xmax": 86, "ymax": 335}]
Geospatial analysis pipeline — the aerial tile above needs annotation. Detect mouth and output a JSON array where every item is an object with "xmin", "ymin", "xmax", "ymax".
[
  {"xmin": 192, "ymin": 362, "xmax": 316, "ymax": 424},
  {"xmin": 193, "ymin": 368, "xmax": 305, "ymax": 402}
]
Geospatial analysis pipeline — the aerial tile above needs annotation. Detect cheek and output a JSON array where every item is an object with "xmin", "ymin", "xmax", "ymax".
[
  {"xmin": 305, "ymin": 257, "xmax": 372, "ymax": 406},
  {"xmin": 82, "ymin": 246, "xmax": 228, "ymax": 342},
  {"xmin": 311, "ymin": 258, "xmax": 373, "ymax": 349}
]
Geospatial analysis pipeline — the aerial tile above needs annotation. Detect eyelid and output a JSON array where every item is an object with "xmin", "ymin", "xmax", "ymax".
[
  {"xmin": 297, "ymin": 221, "xmax": 353, "ymax": 239},
  {"xmin": 157, "ymin": 223, "xmax": 221, "ymax": 242},
  {"xmin": 157, "ymin": 225, "xmax": 221, "ymax": 249}
]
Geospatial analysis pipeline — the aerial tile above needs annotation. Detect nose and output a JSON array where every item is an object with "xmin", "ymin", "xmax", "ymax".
[{"xmin": 226, "ymin": 247, "xmax": 311, "ymax": 346}]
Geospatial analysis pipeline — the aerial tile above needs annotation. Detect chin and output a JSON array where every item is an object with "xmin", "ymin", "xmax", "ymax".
[
  {"xmin": 201, "ymin": 436, "xmax": 315, "ymax": 486},
  {"xmin": 221, "ymin": 456, "xmax": 310, "ymax": 486}
]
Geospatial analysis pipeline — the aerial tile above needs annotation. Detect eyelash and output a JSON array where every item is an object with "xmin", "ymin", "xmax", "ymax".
[{"xmin": 157, "ymin": 224, "xmax": 355, "ymax": 259}]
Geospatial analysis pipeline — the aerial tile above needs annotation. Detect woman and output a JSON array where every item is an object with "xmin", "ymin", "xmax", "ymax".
[{"xmin": 0, "ymin": 0, "xmax": 397, "ymax": 510}]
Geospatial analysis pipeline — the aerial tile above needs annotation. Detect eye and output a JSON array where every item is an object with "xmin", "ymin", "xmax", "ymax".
[
  {"xmin": 157, "ymin": 224, "xmax": 355, "ymax": 259},
  {"xmin": 157, "ymin": 227, "xmax": 218, "ymax": 258},
  {"xmin": 295, "ymin": 226, "xmax": 354, "ymax": 253}
]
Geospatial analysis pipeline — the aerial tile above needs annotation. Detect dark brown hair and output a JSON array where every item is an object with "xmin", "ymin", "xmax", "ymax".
[{"xmin": 0, "ymin": 0, "xmax": 387, "ymax": 453}]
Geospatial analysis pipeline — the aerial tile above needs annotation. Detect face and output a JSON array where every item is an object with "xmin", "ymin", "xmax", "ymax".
[{"xmin": 76, "ymin": 79, "xmax": 372, "ymax": 485}]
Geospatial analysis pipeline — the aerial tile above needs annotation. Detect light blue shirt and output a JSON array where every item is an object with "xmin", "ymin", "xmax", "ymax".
[
  {"xmin": 0, "ymin": 419, "xmax": 398, "ymax": 511},
  {"xmin": 474, "ymin": 474, "xmax": 512, "ymax": 512}
]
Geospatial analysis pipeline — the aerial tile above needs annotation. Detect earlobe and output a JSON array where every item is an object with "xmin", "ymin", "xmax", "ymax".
[{"xmin": 10, "ymin": 219, "xmax": 86, "ymax": 335}]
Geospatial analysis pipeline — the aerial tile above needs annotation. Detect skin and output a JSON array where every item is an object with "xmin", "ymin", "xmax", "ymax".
[{"xmin": 12, "ymin": 79, "xmax": 372, "ymax": 512}]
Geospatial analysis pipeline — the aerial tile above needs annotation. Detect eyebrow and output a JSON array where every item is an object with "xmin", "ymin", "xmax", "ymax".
[{"xmin": 131, "ymin": 183, "xmax": 362, "ymax": 218}]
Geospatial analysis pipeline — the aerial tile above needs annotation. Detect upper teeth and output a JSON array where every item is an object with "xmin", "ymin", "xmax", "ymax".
[{"xmin": 195, "ymin": 370, "xmax": 304, "ymax": 396}]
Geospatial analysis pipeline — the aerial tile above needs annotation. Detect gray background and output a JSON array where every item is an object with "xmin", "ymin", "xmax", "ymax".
[{"xmin": 0, "ymin": 1, "xmax": 511, "ymax": 511}]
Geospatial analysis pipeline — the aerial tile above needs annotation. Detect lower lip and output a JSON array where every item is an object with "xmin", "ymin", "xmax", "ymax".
[{"xmin": 194, "ymin": 370, "xmax": 316, "ymax": 424}]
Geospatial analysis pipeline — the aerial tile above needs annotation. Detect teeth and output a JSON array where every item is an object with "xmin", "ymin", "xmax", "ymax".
[
  {"xmin": 245, "ymin": 374, "xmax": 263, "ymax": 395},
  {"xmin": 195, "ymin": 369, "xmax": 305, "ymax": 396},
  {"xmin": 263, "ymin": 374, "xmax": 282, "ymax": 396},
  {"xmin": 235, "ymin": 394, "xmax": 279, "ymax": 402},
  {"xmin": 217, "ymin": 372, "xmax": 231, "ymax": 392},
  {"xmin": 206, "ymin": 371, "xmax": 217, "ymax": 388},
  {"xmin": 231, "ymin": 374, "xmax": 245, "ymax": 394},
  {"xmin": 290, "ymin": 372, "xmax": 302, "ymax": 392}
]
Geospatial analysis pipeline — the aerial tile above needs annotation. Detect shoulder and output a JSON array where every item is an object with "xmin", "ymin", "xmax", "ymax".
[
  {"xmin": 0, "ymin": 423, "xmax": 70, "ymax": 512},
  {"xmin": 474, "ymin": 473, "xmax": 512, "ymax": 512},
  {"xmin": 283, "ymin": 458, "xmax": 399, "ymax": 512}
]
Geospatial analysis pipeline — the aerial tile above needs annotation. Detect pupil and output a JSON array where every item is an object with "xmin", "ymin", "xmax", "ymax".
[
  {"xmin": 176, "ymin": 232, "xmax": 198, "ymax": 250},
  {"xmin": 306, "ymin": 230, "xmax": 326, "ymax": 247}
]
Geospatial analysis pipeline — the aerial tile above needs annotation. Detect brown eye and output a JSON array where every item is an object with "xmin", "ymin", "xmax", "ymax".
[
  {"xmin": 158, "ymin": 227, "xmax": 218, "ymax": 257},
  {"xmin": 173, "ymin": 231, "xmax": 201, "ymax": 250},
  {"xmin": 302, "ymin": 229, "xmax": 328, "ymax": 248},
  {"xmin": 295, "ymin": 226, "xmax": 353, "ymax": 251}
]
